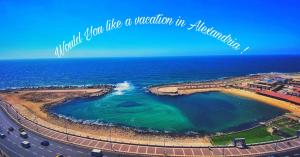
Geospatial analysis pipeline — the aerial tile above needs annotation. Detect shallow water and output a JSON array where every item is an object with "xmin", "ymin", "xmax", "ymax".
[{"xmin": 49, "ymin": 90, "xmax": 285, "ymax": 133}]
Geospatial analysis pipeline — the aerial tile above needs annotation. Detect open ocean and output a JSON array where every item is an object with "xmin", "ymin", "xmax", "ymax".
[{"xmin": 1, "ymin": 55, "xmax": 300, "ymax": 133}]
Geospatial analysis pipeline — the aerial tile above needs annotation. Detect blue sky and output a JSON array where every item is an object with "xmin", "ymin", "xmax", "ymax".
[{"xmin": 0, "ymin": 0, "xmax": 300, "ymax": 59}]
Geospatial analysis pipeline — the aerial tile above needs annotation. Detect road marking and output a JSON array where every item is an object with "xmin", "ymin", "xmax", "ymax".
[
  {"xmin": 77, "ymin": 150, "xmax": 84, "ymax": 154},
  {"xmin": 0, "ymin": 141, "xmax": 25, "ymax": 157},
  {"xmin": 47, "ymin": 149, "xmax": 53, "ymax": 153},
  {"xmin": 57, "ymin": 146, "xmax": 63, "ymax": 149},
  {"xmin": 32, "ymin": 152, "xmax": 38, "ymax": 156},
  {"xmin": 66, "ymin": 148, "xmax": 73, "ymax": 152},
  {"xmin": 39, "ymin": 146, "xmax": 45, "ymax": 150}
]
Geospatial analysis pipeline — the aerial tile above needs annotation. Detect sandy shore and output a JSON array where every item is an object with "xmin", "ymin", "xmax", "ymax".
[
  {"xmin": 0, "ymin": 87, "xmax": 212, "ymax": 147},
  {"xmin": 150, "ymin": 86, "xmax": 300, "ymax": 117}
]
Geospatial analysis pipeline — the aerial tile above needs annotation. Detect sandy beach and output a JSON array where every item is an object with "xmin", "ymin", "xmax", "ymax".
[{"xmin": 150, "ymin": 86, "xmax": 300, "ymax": 117}]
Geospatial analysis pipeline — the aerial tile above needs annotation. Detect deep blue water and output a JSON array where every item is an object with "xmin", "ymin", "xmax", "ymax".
[
  {"xmin": 1, "ymin": 56, "xmax": 299, "ymax": 133},
  {"xmin": 0, "ymin": 56, "xmax": 300, "ymax": 89}
]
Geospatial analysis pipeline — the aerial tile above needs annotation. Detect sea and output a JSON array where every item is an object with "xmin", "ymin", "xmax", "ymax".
[{"xmin": 0, "ymin": 55, "xmax": 299, "ymax": 134}]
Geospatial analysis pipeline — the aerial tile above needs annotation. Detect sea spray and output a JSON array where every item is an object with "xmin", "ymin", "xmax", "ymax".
[{"xmin": 113, "ymin": 81, "xmax": 133, "ymax": 95}]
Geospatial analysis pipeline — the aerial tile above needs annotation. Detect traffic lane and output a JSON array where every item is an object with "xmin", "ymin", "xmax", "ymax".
[
  {"xmin": 0, "ymin": 137, "xmax": 29, "ymax": 157},
  {"xmin": 0, "ymin": 109, "xmax": 91, "ymax": 157},
  {"xmin": 0, "ymin": 129, "xmax": 91, "ymax": 157},
  {"xmin": 0, "ymin": 112, "xmax": 62, "ymax": 157},
  {"xmin": 0, "ymin": 105, "xmax": 135, "ymax": 157}
]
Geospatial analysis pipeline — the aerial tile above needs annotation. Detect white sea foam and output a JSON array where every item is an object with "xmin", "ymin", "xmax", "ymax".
[{"xmin": 113, "ymin": 81, "xmax": 133, "ymax": 95}]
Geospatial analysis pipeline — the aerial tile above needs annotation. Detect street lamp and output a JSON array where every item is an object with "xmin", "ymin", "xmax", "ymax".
[
  {"xmin": 109, "ymin": 126, "xmax": 113, "ymax": 151},
  {"xmin": 163, "ymin": 137, "xmax": 166, "ymax": 156},
  {"xmin": 34, "ymin": 114, "xmax": 38, "ymax": 132},
  {"xmin": 64, "ymin": 120, "xmax": 68, "ymax": 141}
]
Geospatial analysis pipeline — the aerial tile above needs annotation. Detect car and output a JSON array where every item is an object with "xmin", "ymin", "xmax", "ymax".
[
  {"xmin": 20, "ymin": 132, "xmax": 28, "ymax": 138},
  {"xmin": 21, "ymin": 141, "xmax": 31, "ymax": 148},
  {"xmin": 40, "ymin": 140, "xmax": 50, "ymax": 146},
  {"xmin": 56, "ymin": 154, "xmax": 64, "ymax": 157},
  {"xmin": 18, "ymin": 127, "xmax": 25, "ymax": 132},
  {"xmin": 91, "ymin": 149, "xmax": 103, "ymax": 157},
  {"xmin": 8, "ymin": 127, "xmax": 14, "ymax": 132},
  {"xmin": 0, "ymin": 133, "xmax": 6, "ymax": 139}
]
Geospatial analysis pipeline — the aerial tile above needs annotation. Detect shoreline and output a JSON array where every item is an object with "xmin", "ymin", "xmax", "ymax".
[
  {"xmin": 148, "ymin": 78, "xmax": 300, "ymax": 117},
  {"xmin": 1, "ymin": 72, "xmax": 300, "ymax": 147}
]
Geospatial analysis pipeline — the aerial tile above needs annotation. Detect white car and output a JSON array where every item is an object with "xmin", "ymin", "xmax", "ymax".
[
  {"xmin": 0, "ymin": 133, "xmax": 6, "ymax": 139},
  {"xmin": 20, "ymin": 132, "xmax": 28, "ymax": 138},
  {"xmin": 21, "ymin": 141, "xmax": 31, "ymax": 148},
  {"xmin": 91, "ymin": 149, "xmax": 103, "ymax": 157}
]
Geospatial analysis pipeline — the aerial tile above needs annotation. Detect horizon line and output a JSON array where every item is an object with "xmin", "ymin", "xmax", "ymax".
[{"xmin": 1, "ymin": 54, "xmax": 300, "ymax": 61}]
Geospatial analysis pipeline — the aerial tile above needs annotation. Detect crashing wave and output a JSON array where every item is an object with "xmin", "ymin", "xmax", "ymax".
[{"xmin": 113, "ymin": 81, "xmax": 133, "ymax": 95}]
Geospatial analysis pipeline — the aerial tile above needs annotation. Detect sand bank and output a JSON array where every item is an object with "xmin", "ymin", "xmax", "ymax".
[{"xmin": 150, "ymin": 86, "xmax": 300, "ymax": 116}]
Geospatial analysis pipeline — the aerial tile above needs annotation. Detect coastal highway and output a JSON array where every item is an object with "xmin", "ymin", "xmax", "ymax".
[{"xmin": 0, "ymin": 103, "xmax": 135, "ymax": 157}]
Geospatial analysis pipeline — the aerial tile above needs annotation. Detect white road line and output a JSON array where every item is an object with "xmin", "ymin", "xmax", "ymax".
[
  {"xmin": 0, "ymin": 141, "xmax": 24, "ymax": 157},
  {"xmin": 47, "ymin": 149, "xmax": 53, "ymax": 153},
  {"xmin": 77, "ymin": 150, "xmax": 84, "ymax": 154},
  {"xmin": 66, "ymin": 148, "xmax": 73, "ymax": 152},
  {"xmin": 39, "ymin": 146, "xmax": 45, "ymax": 150},
  {"xmin": 32, "ymin": 151, "xmax": 38, "ymax": 155}
]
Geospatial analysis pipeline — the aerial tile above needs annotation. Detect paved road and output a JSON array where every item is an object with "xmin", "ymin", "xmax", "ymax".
[{"xmin": 0, "ymin": 104, "xmax": 135, "ymax": 157}]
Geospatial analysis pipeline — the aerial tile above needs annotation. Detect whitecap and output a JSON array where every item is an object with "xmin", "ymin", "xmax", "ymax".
[{"xmin": 113, "ymin": 81, "xmax": 133, "ymax": 95}]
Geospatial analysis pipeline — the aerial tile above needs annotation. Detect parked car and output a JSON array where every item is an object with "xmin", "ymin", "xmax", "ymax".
[
  {"xmin": 0, "ymin": 133, "xmax": 6, "ymax": 139},
  {"xmin": 40, "ymin": 140, "xmax": 49, "ymax": 146},
  {"xmin": 21, "ymin": 141, "xmax": 31, "ymax": 148},
  {"xmin": 91, "ymin": 149, "xmax": 103, "ymax": 157},
  {"xmin": 56, "ymin": 154, "xmax": 64, "ymax": 157},
  {"xmin": 20, "ymin": 132, "xmax": 28, "ymax": 139}
]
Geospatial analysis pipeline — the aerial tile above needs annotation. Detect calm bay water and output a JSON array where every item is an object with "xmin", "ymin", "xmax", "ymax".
[{"xmin": 1, "ymin": 56, "xmax": 299, "ymax": 133}]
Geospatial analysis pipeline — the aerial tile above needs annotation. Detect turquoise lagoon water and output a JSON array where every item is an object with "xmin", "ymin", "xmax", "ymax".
[{"xmin": 49, "ymin": 88, "xmax": 285, "ymax": 133}]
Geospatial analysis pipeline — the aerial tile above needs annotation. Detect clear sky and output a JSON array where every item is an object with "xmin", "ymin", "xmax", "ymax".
[{"xmin": 1, "ymin": 0, "xmax": 300, "ymax": 59}]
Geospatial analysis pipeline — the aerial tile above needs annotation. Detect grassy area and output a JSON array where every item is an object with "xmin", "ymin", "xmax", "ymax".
[
  {"xmin": 211, "ymin": 126, "xmax": 282, "ymax": 146},
  {"xmin": 211, "ymin": 117, "xmax": 300, "ymax": 146},
  {"xmin": 271, "ymin": 117, "xmax": 300, "ymax": 137}
]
